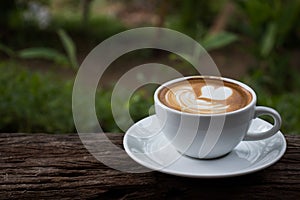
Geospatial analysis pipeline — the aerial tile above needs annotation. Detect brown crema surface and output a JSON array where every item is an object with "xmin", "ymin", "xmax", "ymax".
[{"xmin": 158, "ymin": 78, "xmax": 252, "ymax": 114}]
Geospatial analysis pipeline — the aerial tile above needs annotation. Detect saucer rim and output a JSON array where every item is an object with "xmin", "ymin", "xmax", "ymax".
[{"xmin": 123, "ymin": 116, "xmax": 287, "ymax": 178}]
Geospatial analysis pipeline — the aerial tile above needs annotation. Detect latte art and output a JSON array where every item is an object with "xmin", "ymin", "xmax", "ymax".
[
  {"xmin": 158, "ymin": 78, "xmax": 252, "ymax": 114},
  {"xmin": 167, "ymin": 85, "xmax": 232, "ymax": 114}
]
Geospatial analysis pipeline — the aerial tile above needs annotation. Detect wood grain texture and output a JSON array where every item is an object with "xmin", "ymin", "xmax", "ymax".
[{"xmin": 0, "ymin": 133, "xmax": 299, "ymax": 199}]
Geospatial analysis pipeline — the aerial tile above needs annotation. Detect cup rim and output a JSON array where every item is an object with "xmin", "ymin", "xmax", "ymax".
[{"xmin": 154, "ymin": 76, "xmax": 257, "ymax": 116}]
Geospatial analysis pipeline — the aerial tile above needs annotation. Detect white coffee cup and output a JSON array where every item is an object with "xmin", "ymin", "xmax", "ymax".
[{"xmin": 154, "ymin": 76, "xmax": 282, "ymax": 159}]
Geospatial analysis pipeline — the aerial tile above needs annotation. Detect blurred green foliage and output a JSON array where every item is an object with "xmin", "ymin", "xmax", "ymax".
[
  {"xmin": 235, "ymin": 0, "xmax": 300, "ymax": 134},
  {"xmin": 0, "ymin": 62, "xmax": 154, "ymax": 133},
  {"xmin": 0, "ymin": 29, "xmax": 78, "ymax": 69},
  {"xmin": 0, "ymin": 0, "xmax": 299, "ymax": 135},
  {"xmin": 0, "ymin": 0, "xmax": 125, "ymax": 50},
  {"xmin": 0, "ymin": 62, "xmax": 74, "ymax": 133},
  {"xmin": 96, "ymin": 84, "xmax": 155, "ymax": 133},
  {"xmin": 166, "ymin": 0, "xmax": 226, "ymax": 37},
  {"xmin": 235, "ymin": 0, "xmax": 300, "ymax": 57},
  {"xmin": 243, "ymin": 55, "xmax": 300, "ymax": 134}
]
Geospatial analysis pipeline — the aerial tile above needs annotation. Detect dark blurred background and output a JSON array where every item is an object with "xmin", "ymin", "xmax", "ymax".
[{"xmin": 0, "ymin": 0, "xmax": 299, "ymax": 134}]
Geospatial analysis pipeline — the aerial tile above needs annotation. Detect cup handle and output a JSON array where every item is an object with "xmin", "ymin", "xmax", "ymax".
[{"xmin": 243, "ymin": 106, "xmax": 282, "ymax": 141}]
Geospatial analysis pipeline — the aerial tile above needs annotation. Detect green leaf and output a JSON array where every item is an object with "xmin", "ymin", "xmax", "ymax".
[
  {"xmin": 0, "ymin": 43, "xmax": 15, "ymax": 57},
  {"xmin": 202, "ymin": 32, "xmax": 238, "ymax": 51},
  {"xmin": 18, "ymin": 47, "xmax": 69, "ymax": 65},
  {"xmin": 260, "ymin": 22, "xmax": 277, "ymax": 57},
  {"xmin": 57, "ymin": 29, "xmax": 78, "ymax": 69}
]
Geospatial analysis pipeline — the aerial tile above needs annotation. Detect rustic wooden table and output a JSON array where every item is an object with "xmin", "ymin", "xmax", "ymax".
[{"xmin": 0, "ymin": 133, "xmax": 299, "ymax": 199}]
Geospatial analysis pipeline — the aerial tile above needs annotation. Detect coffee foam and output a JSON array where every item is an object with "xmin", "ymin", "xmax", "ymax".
[{"xmin": 159, "ymin": 78, "xmax": 252, "ymax": 114}]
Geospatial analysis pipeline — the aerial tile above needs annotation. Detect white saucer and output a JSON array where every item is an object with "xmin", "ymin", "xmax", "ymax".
[{"xmin": 123, "ymin": 115, "xmax": 287, "ymax": 178}]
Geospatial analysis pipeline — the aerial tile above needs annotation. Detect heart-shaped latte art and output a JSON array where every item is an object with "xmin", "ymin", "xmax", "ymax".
[
  {"xmin": 164, "ymin": 84, "xmax": 234, "ymax": 114},
  {"xmin": 198, "ymin": 85, "xmax": 233, "ymax": 100}
]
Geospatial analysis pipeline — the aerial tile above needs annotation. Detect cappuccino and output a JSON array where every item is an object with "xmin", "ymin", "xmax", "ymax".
[
  {"xmin": 154, "ymin": 76, "xmax": 281, "ymax": 159},
  {"xmin": 158, "ymin": 77, "xmax": 252, "ymax": 114}
]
